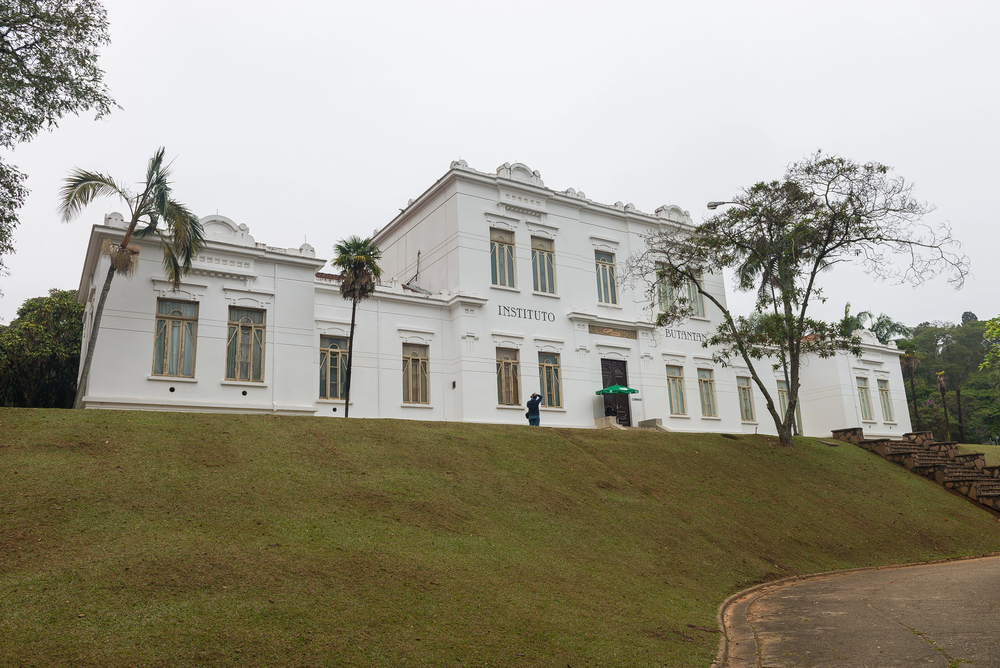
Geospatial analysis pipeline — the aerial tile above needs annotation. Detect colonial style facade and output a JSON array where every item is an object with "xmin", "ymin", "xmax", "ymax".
[{"xmin": 76, "ymin": 160, "xmax": 911, "ymax": 437}]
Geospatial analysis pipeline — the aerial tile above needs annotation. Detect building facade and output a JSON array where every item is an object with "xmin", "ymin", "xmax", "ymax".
[{"xmin": 76, "ymin": 160, "xmax": 911, "ymax": 437}]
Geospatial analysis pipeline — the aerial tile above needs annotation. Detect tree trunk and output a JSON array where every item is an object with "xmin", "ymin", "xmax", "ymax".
[
  {"xmin": 73, "ymin": 263, "xmax": 116, "ymax": 409},
  {"xmin": 908, "ymin": 371, "xmax": 920, "ymax": 431},
  {"xmin": 342, "ymin": 297, "xmax": 358, "ymax": 418},
  {"xmin": 955, "ymin": 385, "xmax": 966, "ymax": 443},
  {"xmin": 939, "ymin": 388, "xmax": 951, "ymax": 442},
  {"xmin": 777, "ymin": 421, "xmax": 794, "ymax": 447}
]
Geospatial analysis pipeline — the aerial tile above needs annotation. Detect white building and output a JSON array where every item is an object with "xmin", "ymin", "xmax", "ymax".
[{"xmin": 76, "ymin": 160, "xmax": 911, "ymax": 437}]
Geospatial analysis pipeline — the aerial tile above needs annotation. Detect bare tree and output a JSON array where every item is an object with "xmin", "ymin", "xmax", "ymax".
[{"xmin": 628, "ymin": 152, "xmax": 968, "ymax": 446}]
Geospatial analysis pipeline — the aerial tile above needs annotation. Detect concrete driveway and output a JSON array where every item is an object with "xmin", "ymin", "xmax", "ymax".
[{"xmin": 718, "ymin": 555, "xmax": 1000, "ymax": 667}]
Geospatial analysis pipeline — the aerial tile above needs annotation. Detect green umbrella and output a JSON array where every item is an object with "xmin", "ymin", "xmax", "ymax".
[{"xmin": 595, "ymin": 384, "xmax": 638, "ymax": 395}]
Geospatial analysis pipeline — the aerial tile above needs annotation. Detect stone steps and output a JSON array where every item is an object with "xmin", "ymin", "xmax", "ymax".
[{"xmin": 832, "ymin": 428, "xmax": 996, "ymax": 514}]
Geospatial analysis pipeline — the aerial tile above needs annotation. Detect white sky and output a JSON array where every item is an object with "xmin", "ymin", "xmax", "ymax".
[{"xmin": 2, "ymin": 0, "xmax": 997, "ymax": 326}]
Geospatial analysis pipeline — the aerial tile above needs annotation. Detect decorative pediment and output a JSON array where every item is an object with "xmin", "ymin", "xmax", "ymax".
[
  {"xmin": 496, "ymin": 162, "xmax": 544, "ymax": 187},
  {"xmin": 201, "ymin": 214, "xmax": 256, "ymax": 247}
]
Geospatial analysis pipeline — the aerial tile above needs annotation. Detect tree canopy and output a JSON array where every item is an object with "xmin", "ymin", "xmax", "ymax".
[
  {"xmin": 0, "ymin": 288, "xmax": 83, "ymax": 407},
  {"xmin": 0, "ymin": 0, "xmax": 115, "ymax": 276},
  {"xmin": 629, "ymin": 151, "xmax": 969, "ymax": 446}
]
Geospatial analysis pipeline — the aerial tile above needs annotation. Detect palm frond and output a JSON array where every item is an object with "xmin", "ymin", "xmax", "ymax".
[
  {"xmin": 59, "ymin": 169, "xmax": 131, "ymax": 223},
  {"xmin": 333, "ymin": 235, "xmax": 383, "ymax": 303},
  {"xmin": 152, "ymin": 228, "xmax": 184, "ymax": 290}
]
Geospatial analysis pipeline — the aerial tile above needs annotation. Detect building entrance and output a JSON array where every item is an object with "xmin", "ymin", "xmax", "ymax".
[{"xmin": 600, "ymin": 358, "xmax": 631, "ymax": 427}]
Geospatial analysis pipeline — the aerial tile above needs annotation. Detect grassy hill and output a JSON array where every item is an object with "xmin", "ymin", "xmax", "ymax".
[{"xmin": 3, "ymin": 409, "xmax": 999, "ymax": 667}]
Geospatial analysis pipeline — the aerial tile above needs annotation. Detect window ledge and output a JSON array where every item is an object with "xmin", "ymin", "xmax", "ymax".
[
  {"xmin": 147, "ymin": 375, "xmax": 197, "ymax": 383},
  {"xmin": 741, "ymin": 420, "xmax": 758, "ymax": 425},
  {"xmin": 490, "ymin": 284, "xmax": 520, "ymax": 293},
  {"xmin": 669, "ymin": 414, "xmax": 690, "ymax": 419},
  {"xmin": 221, "ymin": 380, "xmax": 268, "ymax": 388},
  {"xmin": 701, "ymin": 416, "xmax": 722, "ymax": 421},
  {"xmin": 532, "ymin": 291, "xmax": 560, "ymax": 299},
  {"xmin": 690, "ymin": 316, "xmax": 711, "ymax": 322},
  {"xmin": 597, "ymin": 302, "xmax": 623, "ymax": 309},
  {"xmin": 883, "ymin": 421, "xmax": 898, "ymax": 425},
  {"xmin": 861, "ymin": 420, "xmax": 877, "ymax": 424},
  {"xmin": 540, "ymin": 407, "xmax": 566, "ymax": 412},
  {"xmin": 317, "ymin": 398, "xmax": 351, "ymax": 405},
  {"xmin": 496, "ymin": 405, "xmax": 525, "ymax": 410},
  {"xmin": 401, "ymin": 403, "xmax": 433, "ymax": 408}
]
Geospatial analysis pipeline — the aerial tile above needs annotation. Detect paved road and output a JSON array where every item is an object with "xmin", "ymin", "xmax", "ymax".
[{"xmin": 720, "ymin": 555, "xmax": 1000, "ymax": 667}]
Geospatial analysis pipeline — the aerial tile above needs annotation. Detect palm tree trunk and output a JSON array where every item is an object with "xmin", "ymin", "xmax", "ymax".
[
  {"xmin": 74, "ymin": 263, "xmax": 115, "ymax": 409},
  {"xmin": 908, "ymin": 371, "xmax": 920, "ymax": 431},
  {"xmin": 939, "ymin": 388, "xmax": 951, "ymax": 441},
  {"xmin": 955, "ymin": 385, "xmax": 966, "ymax": 443},
  {"xmin": 343, "ymin": 297, "xmax": 358, "ymax": 418}
]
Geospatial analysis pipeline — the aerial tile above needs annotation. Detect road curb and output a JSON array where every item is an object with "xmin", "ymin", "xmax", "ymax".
[{"xmin": 710, "ymin": 551, "xmax": 1000, "ymax": 668}]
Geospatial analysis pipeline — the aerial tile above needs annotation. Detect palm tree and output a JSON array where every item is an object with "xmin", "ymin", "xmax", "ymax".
[
  {"xmin": 936, "ymin": 371, "xmax": 951, "ymax": 441},
  {"xmin": 841, "ymin": 303, "xmax": 874, "ymax": 334},
  {"xmin": 870, "ymin": 314, "xmax": 910, "ymax": 344},
  {"xmin": 899, "ymin": 351, "xmax": 921, "ymax": 430},
  {"xmin": 332, "ymin": 236, "xmax": 382, "ymax": 418},
  {"xmin": 59, "ymin": 148, "xmax": 204, "ymax": 409}
]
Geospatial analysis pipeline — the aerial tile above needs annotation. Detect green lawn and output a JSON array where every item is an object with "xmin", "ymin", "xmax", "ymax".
[
  {"xmin": 3, "ymin": 409, "xmax": 999, "ymax": 667},
  {"xmin": 958, "ymin": 442, "xmax": 1000, "ymax": 467}
]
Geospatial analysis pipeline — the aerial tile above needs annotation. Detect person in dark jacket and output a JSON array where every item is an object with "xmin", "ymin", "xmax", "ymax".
[{"xmin": 526, "ymin": 393, "xmax": 541, "ymax": 426}]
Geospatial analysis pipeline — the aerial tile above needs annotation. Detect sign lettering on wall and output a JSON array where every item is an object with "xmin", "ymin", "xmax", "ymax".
[
  {"xmin": 663, "ymin": 328, "xmax": 709, "ymax": 343},
  {"xmin": 497, "ymin": 304, "xmax": 557, "ymax": 322}
]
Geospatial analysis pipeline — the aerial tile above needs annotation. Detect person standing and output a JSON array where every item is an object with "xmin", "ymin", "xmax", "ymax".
[{"xmin": 526, "ymin": 392, "xmax": 541, "ymax": 426}]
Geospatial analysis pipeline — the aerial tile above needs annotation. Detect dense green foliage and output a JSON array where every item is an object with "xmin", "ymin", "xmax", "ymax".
[
  {"xmin": 0, "ymin": 289, "xmax": 82, "ymax": 407},
  {"xmin": 3, "ymin": 409, "xmax": 999, "ymax": 667},
  {"xmin": 630, "ymin": 152, "xmax": 967, "ymax": 446},
  {"xmin": 0, "ymin": 0, "xmax": 115, "ymax": 275},
  {"xmin": 899, "ymin": 315, "xmax": 1000, "ymax": 443}
]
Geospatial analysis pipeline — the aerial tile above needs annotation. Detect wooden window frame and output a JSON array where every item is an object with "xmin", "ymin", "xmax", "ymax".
[
  {"xmin": 152, "ymin": 299, "xmax": 198, "ymax": 378},
  {"xmin": 496, "ymin": 348, "xmax": 521, "ymax": 406},
  {"xmin": 665, "ymin": 365, "xmax": 686, "ymax": 415},
  {"xmin": 857, "ymin": 377, "xmax": 874, "ymax": 421},
  {"xmin": 531, "ymin": 237, "xmax": 556, "ymax": 294},
  {"xmin": 878, "ymin": 378, "xmax": 894, "ymax": 422},
  {"xmin": 402, "ymin": 344, "xmax": 430, "ymax": 404},
  {"xmin": 737, "ymin": 376, "xmax": 755, "ymax": 422},
  {"xmin": 698, "ymin": 368, "xmax": 718, "ymax": 417},
  {"xmin": 319, "ymin": 336, "xmax": 349, "ymax": 399},
  {"xmin": 538, "ymin": 352, "xmax": 562, "ymax": 408},
  {"xmin": 490, "ymin": 229, "xmax": 516, "ymax": 288},
  {"xmin": 595, "ymin": 251, "xmax": 618, "ymax": 305},
  {"xmin": 226, "ymin": 307, "xmax": 265, "ymax": 382}
]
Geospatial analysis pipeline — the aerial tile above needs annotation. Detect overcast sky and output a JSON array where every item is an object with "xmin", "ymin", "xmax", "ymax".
[{"xmin": 2, "ymin": 0, "xmax": 997, "ymax": 327}]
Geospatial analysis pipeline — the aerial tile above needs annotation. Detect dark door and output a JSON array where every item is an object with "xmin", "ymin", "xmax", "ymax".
[{"xmin": 600, "ymin": 358, "xmax": 631, "ymax": 427}]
